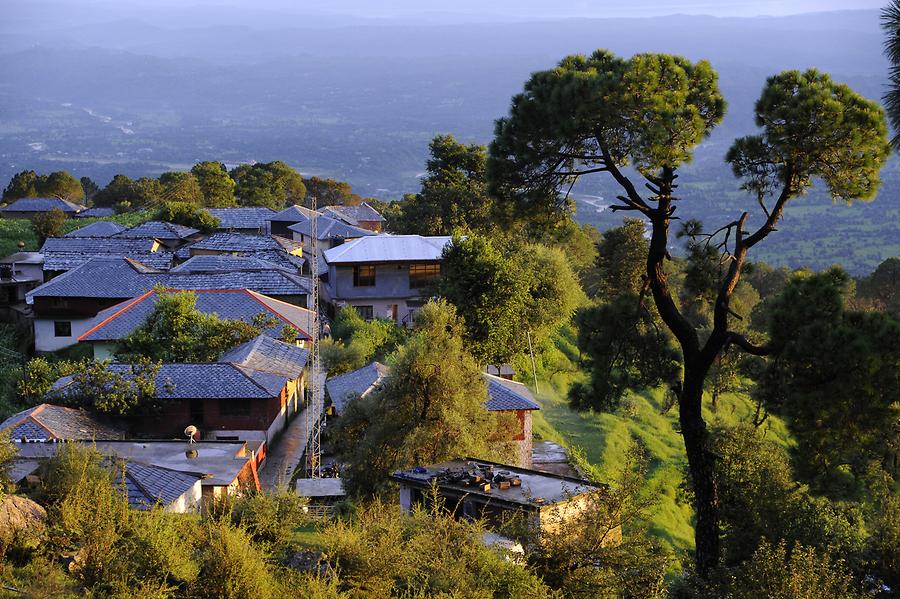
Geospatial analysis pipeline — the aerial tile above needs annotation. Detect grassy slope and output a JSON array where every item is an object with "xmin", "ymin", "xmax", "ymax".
[
  {"xmin": 0, "ymin": 210, "xmax": 153, "ymax": 257},
  {"xmin": 527, "ymin": 330, "xmax": 793, "ymax": 566}
]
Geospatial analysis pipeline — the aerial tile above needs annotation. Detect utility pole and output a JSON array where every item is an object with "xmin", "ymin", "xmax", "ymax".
[{"xmin": 306, "ymin": 195, "xmax": 323, "ymax": 478}]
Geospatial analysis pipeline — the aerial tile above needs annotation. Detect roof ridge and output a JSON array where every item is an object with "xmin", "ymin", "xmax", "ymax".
[{"xmin": 232, "ymin": 363, "xmax": 285, "ymax": 395}]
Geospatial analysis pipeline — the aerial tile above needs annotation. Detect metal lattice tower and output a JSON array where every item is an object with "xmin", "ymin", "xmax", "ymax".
[{"xmin": 306, "ymin": 194, "xmax": 323, "ymax": 478}]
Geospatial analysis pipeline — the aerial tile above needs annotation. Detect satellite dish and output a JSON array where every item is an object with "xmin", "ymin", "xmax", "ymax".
[{"xmin": 184, "ymin": 425, "xmax": 198, "ymax": 444}]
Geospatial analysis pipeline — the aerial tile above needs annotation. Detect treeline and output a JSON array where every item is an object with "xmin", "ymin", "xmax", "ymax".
[{"xmin": 1, "ymin": 162, "xmax": 372, "ymax": 212}]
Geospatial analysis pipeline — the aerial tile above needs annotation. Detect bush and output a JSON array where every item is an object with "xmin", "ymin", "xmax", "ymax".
[
  {"xmin": 228, "ymin": 491, "xmax": 308, "ymax": 551},
  {"xmin": 191, "ymin": 520, "xmax": 278, "ymax": 599},
  {"xmin": 156, "ymin": 201, "xmax": 220, "ymax": 232}
]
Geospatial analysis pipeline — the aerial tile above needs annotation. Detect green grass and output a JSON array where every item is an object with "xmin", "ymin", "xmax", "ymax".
[
  {"xmin": 531, "ymin": 378, "xmax": 793, "ymax": 569},
  {"xmin": 0, "ymin": 210, "xmax": 154, "ymax": 258},
  {"xmin": 291, "ymin": 522, "xmax": 326, "ymax": 549}
]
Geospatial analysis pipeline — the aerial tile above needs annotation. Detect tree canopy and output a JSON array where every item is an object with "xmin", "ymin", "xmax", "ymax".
[
  {"xmin": 116, "ymin": 289, "xmax": 272, "ymax": 363},
  {"xmin": 333, "ymin": 300, "xmax": 517, "ymax": 496},
  {"xmin": 2, "ymin": 170, "xmax": 85, "ymax": 203},
  {"xmin": 191, "ymin": 161, "xmax": 237, "ymax": 208},
  {"xmin": 231, "ymin": 161, "xmax": 306, "ymax": 210}
]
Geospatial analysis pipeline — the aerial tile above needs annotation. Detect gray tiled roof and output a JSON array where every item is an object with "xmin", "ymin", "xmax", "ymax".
[
  {"xmin": 1, "ymin": 197, "xmax": 85, "ymax": 213},
  {"xmin": 220, "ymin": 335, "xmax": 310, "ymax": 378},
  {"xmin": 170, "ymin": 255, "xmax": 293, "ymax": 273},
  {"xmin": 0, "ymin": 403, "xmax": 126, "ymax": 441},
  {"xmin": 115, "ymin": 221, "xmax": 199, "ymax": 241},
  {"xmin": 288, "ymin": 216, "xmax": 374, "ymax": 241},
  {"xmin": 73, "ymin": 207, "xmax": 116, "ymax": 218},
  {"xmin": 43, "ymin": 251, "xmax": 174, "ymax": 272},
  {"xmin": 208, "ymin": 208, "xmax": 275, "ymax": 231},
  {"xmin": 189, "ymin": 233, "xmax": 284, "ymax": 252},
  {"xmin": 483, "ymin": 374, "xmax": 540, "ymax": 411},
  {"xmin": 324, "ymin": 235, "xmax": 451, "ymax": 264},
  {"xmin": 65, "ymin": 221, "xmax": 126, "ymax": 237},
  {"xmin": 325, "ymin": 362, "xmax": 389, "ymax": 414},
  {"xmin": 80, "ymin": 289, "xmax": 313, "ymax": 342},
  {"xmin": 41, "ymin": 237, "xmax": 174, "ymax": 271},
  {"xmin": 120, "ymin": 460, "xmax": 201, "ymax": 510},
  {"xmin": 27, "ymin": 257, "xmax": 310, "ymax": 301},
  {"xmin": 53, "ymin": 363, "xmax": 287, "ymax": 400},
  {"xmin": 322, "ymin": 202, "xmax": 385, "ymax": 225},
  {"xmin": 269, "ymin": 205, "xmax": 320, "ymax": 222}
]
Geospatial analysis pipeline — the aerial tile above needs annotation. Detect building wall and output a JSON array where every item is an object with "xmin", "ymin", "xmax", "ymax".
[
  {"xmin": 325, "ymin": 262, "xmax": 440, "ymax": 324},
  {"xmin": 165, "ymin": 480, "xmax": 203, "ymax": 513},
  {"xmin": 34, "ymin": 317, "xmax": 95, "ymax": 352}
]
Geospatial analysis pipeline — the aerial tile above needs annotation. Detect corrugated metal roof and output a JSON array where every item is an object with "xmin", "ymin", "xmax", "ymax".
[
  {"xmin": 288, "ymin": 215, "xmax": 374, "ymax": 240},
  {"xmin": 323, "ymin": 235, "xmax": 451, "ymax": 264}
]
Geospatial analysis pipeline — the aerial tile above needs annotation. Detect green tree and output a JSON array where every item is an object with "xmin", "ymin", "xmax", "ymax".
[
  {"xmin": 231, "ymin": 161, "xmax": 306, "ymax": 210},
  {"xmin": 883, "ymin": 1, "xmax": 900, "ymax": 147},
  {"xmin": 437, "ymin": 235, "xmax": 531, "ymax": 365},
  {"xmin": 57, "ymin": 358, "xmax": 160, "ymax": 415},
  {"xmin": 79, "ymin": 176, "xmax": 100, "ymax": 201},
  {"xmin": 32, "ymin": 208, "xmax": 67, "ymax": 244},
  {"xmin": 757, "ymin": 269, "xmax": 900, "ymax": 488},
  {"xmin": 590, "ymin": 218, "xmax": 648, "ymax": 302},
  {"xmin": 487, "ymin": 49, "xmax": 891, "ymax": 575},
  {"xmin": 521, "ymin": 242, "xmax": 586, "ymax": 344},
  {"xmin": 40, "ymin": 171, "xmax": 84, "ymax": 202},
  {"xmin": 159, "ymin": 171, "xmax": 203, "ymax": 206},
  {"xmin": 390, "ymin": 134, "xmax": 497, "ymax": 235},
  {"xmin": 2, "ymin": 170, "xmax": 40, "ymax": 200},
  {"xmin": 18, "ymin": 357, "xmax": 78, "ymax": 405},
  {"xmin": 334, "ymin": 300, "xmax": 517, "ymax": 496},
  {"xmin": 155, "ymin": 201, "xmax": 220, "ymax": 233},
  {"xmin": 857, "ymin": 256, "xmax": 900, "ymax": 315},
  {"xmin": 321, "ymin": 306, "xmax": 404, "ymax": 375},
  {"xmin": 191, "ymin": 161, "xmax": 237, "ymax": 208},
  {"xmin": 116, "ymin": 289, "xmax": 266, "ymax": 363},
  {"xmin": 303, "ymin": 176, "xmax": 361, "ymax": 207}
]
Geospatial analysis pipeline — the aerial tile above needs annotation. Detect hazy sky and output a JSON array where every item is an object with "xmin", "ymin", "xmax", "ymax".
[{"xmin": 88, "ymin": 0, "xmax": 885, "ymax": 19}]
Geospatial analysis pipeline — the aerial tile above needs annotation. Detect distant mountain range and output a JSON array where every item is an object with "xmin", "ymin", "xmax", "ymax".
[{"xmin": 0, "ymin": 7, "xmax": 896, "ymax": 273}]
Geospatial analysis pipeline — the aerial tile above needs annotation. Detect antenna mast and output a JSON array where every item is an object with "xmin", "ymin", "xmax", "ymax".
[{"xmin": 306, "ymin": 194, "xmax": 323, "ymax": 478}]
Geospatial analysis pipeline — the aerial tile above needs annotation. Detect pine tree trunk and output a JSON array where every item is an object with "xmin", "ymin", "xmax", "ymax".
[{"xmin": 680, "ymin": 366, "xmax": 719, "ymax": 579}]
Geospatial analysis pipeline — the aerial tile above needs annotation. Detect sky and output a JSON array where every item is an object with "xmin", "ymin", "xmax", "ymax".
[{"xmin": 73, "ymin": 0, "xmax": 885, "ymax": 19}]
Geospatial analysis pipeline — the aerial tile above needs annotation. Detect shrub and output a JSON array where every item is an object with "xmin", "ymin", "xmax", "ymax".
[{"xmin": 191, "ymin": 520, "xmax": 277, "ymax": 599}]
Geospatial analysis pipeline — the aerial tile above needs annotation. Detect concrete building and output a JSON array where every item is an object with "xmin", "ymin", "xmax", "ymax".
[
  {"xmin": 322, "ymin": 235, "xmax": 450, "ymax": 324},
  {"xmin": 393, "ymin": 458, "xmax": 615, "ymax": 541}
]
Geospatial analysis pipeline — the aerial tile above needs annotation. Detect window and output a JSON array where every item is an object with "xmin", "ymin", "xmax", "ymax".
[
  {"xmin": 220, "ymin": 399, "xmax": 251, "ymax": 418},
  {"xmin": 353, "ymin": 265, "xmax": 376, "ymax": 286},
  {"xmin": 409, "ymin": 263, "xmax": 441, "ymax": 289},
  {"xmin": 54, "ymin": 321, "xmax": 72, "ymax": 337},
  {"xmin": 356, "ymin": 305, "xmax": 374, "ymax": 321}
]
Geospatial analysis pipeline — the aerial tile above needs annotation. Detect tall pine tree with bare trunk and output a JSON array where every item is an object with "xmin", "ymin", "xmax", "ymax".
[{"xmin": 487, "ymin": 50, "xmax": 890, "ymax": 578}]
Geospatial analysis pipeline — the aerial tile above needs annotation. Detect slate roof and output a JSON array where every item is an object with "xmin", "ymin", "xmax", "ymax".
[
  {"xmin": 288, "ymin": 216, "xmax": 374, "ymax": 241},
  {"xmin": 65, "ymin": 221, "xmax": 126, "ymax": 237},
  {"xmin": 483, "ymin": 374, "xmax": 541, "ymax": 411},
  {"xmin": 1, "ymin": 197, "xmax": 85, "ymax": 214},
  {"xmin": 207, "ymin": 208, "xmax": 275, "ymax": 231},
  {"xmin": 322, "ymin": 202, "xmax": 385, "ymax": 225},
  {"xmin": 119, "ymin": 460, "xmax": 201, "ymax": 510},
  {"xmin": 325, "ymin": 362, "xmax": 389, "ymax": 414},
  {"xmin": 0, "ymin": 403, "xmax": 126, "ymax": 441},
  {"xmin": 269, "ymin": 205, "xmax": 320, "ymax": 222},
  {"xmin": 53, "ymin": 363, "xmax": 287, "ymax": 400},
  {"xmin": 188, "ymin": 233, "xmax": 285, "ymax": 253},
  {"xmin": 170, "ymin": 255, "xmax": 294, "ymax": 273},
  {"xmin": 220, "ymin": 335, "xmax": 310, "ymax": 379},
  {"xmin": 27, "ymin": 257, "xmax": 310, "ymax": 301},
  {"xmin": 115, "ymin": 221, "xmax": 199, "ymax": 241},
  {"xmin": 40, "ymin": 237, "xmax": 174, "ymax": 271},
  {"xmin": 324, "ymin": 235, "xmax": 451, "ymax": 264},
  {"xmin": 73, "ymin": 207, "xmax": 116, "ymax": 218},
  {"xmin": 80, "ymin": 289, "xmax": 313, "ymax": 342}
]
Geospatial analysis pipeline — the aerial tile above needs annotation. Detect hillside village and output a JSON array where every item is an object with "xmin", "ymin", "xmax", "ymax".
[{"xmin": 0, "ymin": 38, "xmax": 898, "ymax": 599}]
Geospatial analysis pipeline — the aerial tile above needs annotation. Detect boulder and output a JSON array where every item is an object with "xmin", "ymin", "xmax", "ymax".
[{"xmin": 0, "ymin": 494, "xmax": 48, "ymax": 548}]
